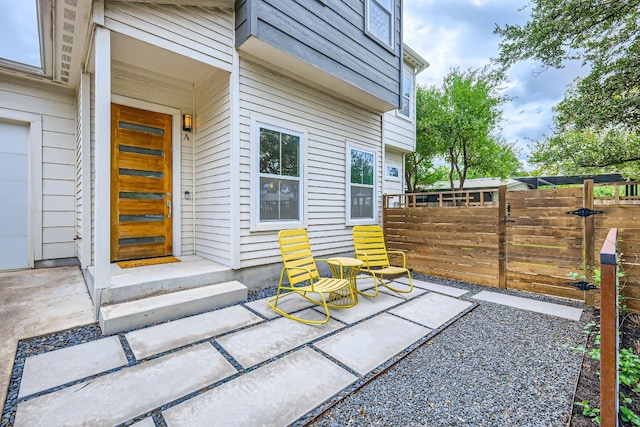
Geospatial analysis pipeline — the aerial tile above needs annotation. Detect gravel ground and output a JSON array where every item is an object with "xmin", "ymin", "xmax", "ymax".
[
  {"xmin": 310, "ymin": 274, "xmax": 590, "ymax": 427},
  {"xmin": 2, "ymin": 274, "xmax": 589, "ymax": 427}
]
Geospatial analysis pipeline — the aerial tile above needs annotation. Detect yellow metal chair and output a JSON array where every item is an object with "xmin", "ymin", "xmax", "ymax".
[
  {"xmin": 352, "ymin": 225, "xmax": 414, "ymax": 297},
  {"xmin": 267, "ymin": 229, "xmax": 353, "ymax": 324}
]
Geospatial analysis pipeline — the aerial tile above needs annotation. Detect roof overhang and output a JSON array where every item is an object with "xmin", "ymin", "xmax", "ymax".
[
  {"xmin": 403, "ymin": 44, "xmax": 429, "ymax": 74},
  {"xmin": 238, "ymin": 36, "xmax": 398, "ymax": 113},
  {"xmin": 49, "ymin": 0, "xmax": 93, "ymax": 86},
  {"xmin": 122, "ymin": 0, "xmax": 233, "ymax": 5}
]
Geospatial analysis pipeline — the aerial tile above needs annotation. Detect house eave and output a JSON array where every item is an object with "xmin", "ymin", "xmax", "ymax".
[
  {"xmin": 238, "ymin": 36, "xmax": 398, "ymax": 113},
  {"xmin": 403, "ymin": 44, "xmax": 429, "ymax": 74}
]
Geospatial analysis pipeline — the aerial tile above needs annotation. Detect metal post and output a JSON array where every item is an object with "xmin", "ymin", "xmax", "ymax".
[
  {"xmin": 498, "ymin": 185, "xmax": 507, "ymax": 289},
  {"xmin": 600, "ymin": 228, "xmax": 619, "ymax": 427}
]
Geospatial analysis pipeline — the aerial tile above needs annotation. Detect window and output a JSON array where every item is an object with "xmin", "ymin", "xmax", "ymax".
[
  {"xmin": 348, "ymin": 146, "xmax": 376, "ymax": 221},
  {"xmin": 386, "ymin": 164, "xmax": 400, "ymax": 180},
  {"xmin": 366, "ymin": 0, "xmax": 394, "ymax": 48},
  {"xmin": 258, "ymin": 125, "xmax": 302, "ymax": 224},
  {"xmin": 399, "ymin": 68, "xmax": 413, "ymax": 118}
]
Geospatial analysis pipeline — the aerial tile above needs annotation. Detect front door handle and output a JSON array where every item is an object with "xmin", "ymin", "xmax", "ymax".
[{"xmin": 167, "ymin": 200, "xmax": 172, "ymax": 218}]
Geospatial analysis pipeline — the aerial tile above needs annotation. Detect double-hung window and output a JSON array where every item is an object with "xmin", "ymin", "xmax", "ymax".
[
  {"xmin": 399, "ymin": 68, "xmax": 413, "ymax": 118},
  {"xmin": 258, "ymin": 125, "xmax": 302, "ymax": 225},
  {"xmin": 366, "ymin": 0, "xmax": 394, "ymax": 48},
  {"xmin": 348, "ymin": 146, "xmax": 376, "ymax": 221}
]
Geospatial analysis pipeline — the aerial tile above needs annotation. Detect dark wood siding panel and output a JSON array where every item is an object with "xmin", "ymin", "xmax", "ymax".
[
  {"xmin": 236, "ymin": 0, "xmax": 402, "ymax": 108},
  {"xmin": 235, "ymin": 0, "xmax": 251, "ymax": 42}
]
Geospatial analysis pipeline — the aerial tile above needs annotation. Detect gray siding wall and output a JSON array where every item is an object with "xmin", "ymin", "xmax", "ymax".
[{"xmin": 236, "ymin": 0, "xmax": 402, "ymax": 108}]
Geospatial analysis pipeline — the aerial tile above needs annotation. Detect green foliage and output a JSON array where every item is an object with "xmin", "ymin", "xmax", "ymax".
[
  {"xmin": 406, "ymin": 68, "xmax": 523, "ymax": 192},
  {"xmin": 494, "ymin": 0, "xmax": 640, "ymax": 133},
  {"xmin": 495, "ymin": 0, "xmax": 640, "ymax": 176},
  {"xmin": 574, "ymin": 400, "xmax": 600, "ymax": 420},
  {"xmin": 529, "ymin": 128, "xmax": 640, "ymax": 178}
]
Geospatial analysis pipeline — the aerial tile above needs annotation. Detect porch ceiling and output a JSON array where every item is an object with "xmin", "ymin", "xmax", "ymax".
[{"xmin": 111, "ymin": 33, "xmax": 214, "ymax": 84}]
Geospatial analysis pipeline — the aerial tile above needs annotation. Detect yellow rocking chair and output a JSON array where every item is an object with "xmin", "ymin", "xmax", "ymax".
[
  {"xmin": 267, "ymin": 229, "xmax": 353, "ymax": 324},
  {"xmin": 352, "ymin": 225, "xmax": 414, "ymax": 297}
]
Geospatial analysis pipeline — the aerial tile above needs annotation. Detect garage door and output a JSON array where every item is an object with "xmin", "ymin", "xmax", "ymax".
[{"xmin": 0, "ymin": 121, "xmax": 29, "ymax": 270}]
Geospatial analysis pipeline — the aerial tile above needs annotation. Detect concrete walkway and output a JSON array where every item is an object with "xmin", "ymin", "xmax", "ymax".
[
  {"xmin": 0, "ymin": 267, "xmax": 94, "ymax": 411},
  {"xmin": 3, "ymin": 273, "xmax": 584, "ymax": 426}
]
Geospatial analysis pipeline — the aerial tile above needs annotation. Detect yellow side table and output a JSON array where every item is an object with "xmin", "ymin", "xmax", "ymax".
[{"xmin": 326, "ymin": 257, "xmax": 364, "ymax": 307}]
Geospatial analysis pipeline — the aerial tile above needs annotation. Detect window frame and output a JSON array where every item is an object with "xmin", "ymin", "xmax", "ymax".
[
  {"xmin": 251, "ymin": 119, "xmax": 307, "ymax": 232},
  {"xmin": 398, "ymin": 67, "xmax": 414, "ymax": 119},
  {"xmin": 385, "ymin": 163, "xmax": 401, "ymax": 182},
  {"xmin": 365, "ymin": 0, "xmax": 395, "ymax": 50},
  {"xmin": 346, "ymin": 144, "xmax": 377, "ymax": 225}
]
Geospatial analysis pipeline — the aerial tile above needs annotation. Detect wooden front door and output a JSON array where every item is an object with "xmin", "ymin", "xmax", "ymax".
[{"xmin": 111, "ymin": 104, "xmax": 173, "ymax": 262}]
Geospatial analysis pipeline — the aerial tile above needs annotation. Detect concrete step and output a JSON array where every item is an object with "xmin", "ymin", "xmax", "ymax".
[
  {"xmin": 99, "ymin": 281, "xmax": 248, "ymax": 335},
  {"xmin": 100, "ymin": 255, "xmax": 234, "ymax": 305}
]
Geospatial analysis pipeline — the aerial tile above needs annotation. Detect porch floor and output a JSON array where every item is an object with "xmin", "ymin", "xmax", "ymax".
[
  {"xmin": 101, "ymin": 255, "xmax": 234, "ymax": 304},
  {"xmin": 109, "ymin": 255, "xmax": 230, "ymax": 288}
]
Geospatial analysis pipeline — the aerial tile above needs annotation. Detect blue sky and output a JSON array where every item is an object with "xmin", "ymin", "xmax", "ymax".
[
  {"xmin": 403, "ymin": 0, "xmax": 586, "ymax": 166},
  {"xmin": 0, "ymin": 0, "xmax": 40, "ymax": 67},
  {"xmin": 0, "ymin": 1, "xmax": 585, "ymax": 166}
]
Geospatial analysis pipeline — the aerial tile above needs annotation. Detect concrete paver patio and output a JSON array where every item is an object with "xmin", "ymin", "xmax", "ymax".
[{"xmin": 2, "ymin": 268, "xmax": 584, "ymax": 426}]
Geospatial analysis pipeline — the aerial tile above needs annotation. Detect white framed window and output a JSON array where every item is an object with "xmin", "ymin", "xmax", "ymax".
[
  {"xmin": 348, "ymin": 145, "xmax": 376, "ymax": 222},
  {"xmin": 253, "ymin": 122, "xmax": 304, "ymax": 230},
  {"xmin": 366, "ymin": 0, "xmax": 394, "ymax": 48},
  {"xmin": 385, "ymin": 164, "xmax": 400, "ymax": 181},
  {"xmin": 398, "ymin": 68, "xmax": 413, "ymax": 118}
]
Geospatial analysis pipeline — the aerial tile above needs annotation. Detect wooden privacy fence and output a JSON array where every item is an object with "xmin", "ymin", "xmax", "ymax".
[{"xmin": 383, "ymin": 180, "xmax": 640, "ymax": 311}]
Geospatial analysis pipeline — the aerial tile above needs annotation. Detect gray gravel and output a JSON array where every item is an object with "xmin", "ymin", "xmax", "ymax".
[
  {"xmin": 309, "ymin": 274, "xmax": 589, "ymax": 427},
  {"xmin": 2, "ymin": 274, "xmax": 589, "ymax": 427}
]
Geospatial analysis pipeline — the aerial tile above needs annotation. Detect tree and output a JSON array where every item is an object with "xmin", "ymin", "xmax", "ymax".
[
  {"xmin": 411, "ymin": 68, "xmax": 521, "ymax": 192},
  {"xmin": 405, "ymin": 83, "xmax": 445, "ymax": 192},
  {"xmin": 529, "ymin": 128, "xmax": 640, "ymax": 178},
  {"xmin": 494, "ymin": 0, "xmax": 640, "ymax": 170}
]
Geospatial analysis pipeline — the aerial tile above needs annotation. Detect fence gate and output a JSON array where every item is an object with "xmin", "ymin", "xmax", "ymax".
[{"xmin": 505, "ymin": 185, "xmax": 588, "ymax": 300}]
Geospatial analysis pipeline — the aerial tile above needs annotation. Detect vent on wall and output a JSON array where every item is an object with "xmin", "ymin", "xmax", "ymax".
[{"xmin": 56, "ymin": 0, "xmax": 78, "ymax": 83}]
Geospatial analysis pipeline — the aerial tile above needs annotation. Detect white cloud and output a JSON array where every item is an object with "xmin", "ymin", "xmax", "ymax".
[{"xmin": 402, "ymin": 1, "xmax": 586, "ymax": 165}]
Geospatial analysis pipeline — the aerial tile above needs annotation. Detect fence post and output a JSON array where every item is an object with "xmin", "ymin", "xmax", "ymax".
[
  {"xmin": 600, "ymin": 228, "xmax": 619, "ymax": 427},
  {"xmin": 498, "ymin": 185, "xmax": 507, "ymax": 289},
  {"xmin": 584, "ymin": 179, "xmax": 595, "ymax": 277}
]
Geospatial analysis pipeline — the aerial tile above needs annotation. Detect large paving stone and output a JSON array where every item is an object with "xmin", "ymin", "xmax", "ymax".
[
  {"xmin": 14, "ymin": 343, "xmax": 236, "ymax": 426},
  {"xmin": 19, "ymin": 336, "xmax": 127, "ymax": 398},
  {"xmin": 379, "ymin": 284, "xmax": 427, "ymax": 300},
  {"xmin": 314, "ymin": 313, "xmax": 429, "ymax": 376},
  {"xmin": 326, "ymin": 291, "xmax": 404, "ymax": 324},
  {"xmin": 216, "ymin": 309, "xmax": 343, "ymax": 368},
  {"xmin": 389, "ymin": 292, "xmax": 474, "ymax": 328},
  {"xmin": 472, "ymin": 290, "xmax": 583, "ymax": 321},
  {"xmin": 395, "ymin": 277, "xmax": 469, "ymax": 297},
  {"xmin": 125, "ymin": 305, "xmax": 263, "ymax": 360},
  {"xmin": 244, "ymin": 293, "xmax": 315, "ymax": 319},
  {"xmin": 163, "ymin": 347, "xmax": 357, "ymax": 426}
]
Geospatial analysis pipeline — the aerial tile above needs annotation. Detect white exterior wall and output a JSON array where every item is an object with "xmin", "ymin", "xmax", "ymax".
[
  {"xmin": 193, "ymin": 70, "xmax": 232, "ymax": 264},
  {"xmin": 383, "ymin": 148, "xmax": 404, "ymax": 196},
  {"xmin": 0, "ymin": 74, "xmax": 76, "ymax": 262},
  {"xmin": 237, "ymin": 58, "xmax": 382, "ymax": 268},
  {"xmin": 104, "ymin": 2, "xmax": 233, "ymax": 72}
]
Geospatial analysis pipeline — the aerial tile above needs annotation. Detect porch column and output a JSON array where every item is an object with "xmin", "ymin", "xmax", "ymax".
[
  {"xmin": 79, "ymin": 72, "xmax": 91, "ymax": 270},
  {"xmin": 93, "ymin": 26, "xmax": 111, "ymax": 306}
]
